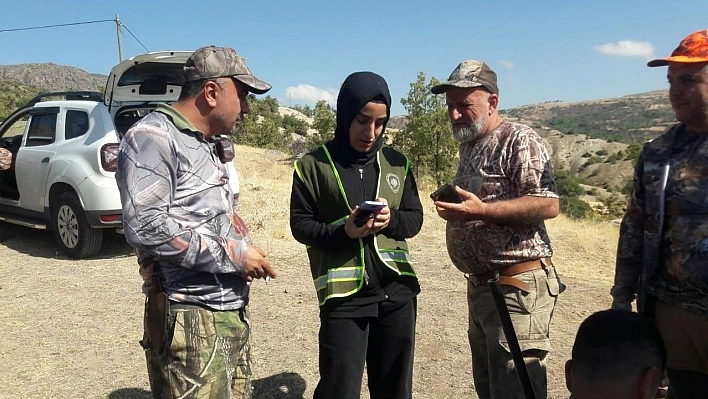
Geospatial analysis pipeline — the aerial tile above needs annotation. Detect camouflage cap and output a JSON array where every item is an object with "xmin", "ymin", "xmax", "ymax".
[
  {"xmin": 431, "ymin": 60, "xmax": 499, "ymax": 95},
  {"xmin": 183, "ymin": 46, "xmax": 271, "ymax": 94},
  {"xmin": 648, "ymin": 29, "xmax": 708, "ymax": 67}
]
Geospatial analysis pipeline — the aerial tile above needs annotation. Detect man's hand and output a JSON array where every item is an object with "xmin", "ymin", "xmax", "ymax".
[
  {"xmin": 241, "ymin": 244, "xmax": 277, "ymax": 282},
  {"xmin": 435, "ymin": 186, "xmax": 487, "ymax": 223}
]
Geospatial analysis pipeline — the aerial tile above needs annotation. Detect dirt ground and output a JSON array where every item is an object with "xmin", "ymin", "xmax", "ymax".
[{"xmin": 0, "ymin": 146, "xmax": 620, "ymax": 399}]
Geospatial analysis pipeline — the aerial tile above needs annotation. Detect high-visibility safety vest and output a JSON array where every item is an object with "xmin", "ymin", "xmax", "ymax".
[{"xmin": 294, "ymin": 144, "xmax": 417, "ymax": 306}]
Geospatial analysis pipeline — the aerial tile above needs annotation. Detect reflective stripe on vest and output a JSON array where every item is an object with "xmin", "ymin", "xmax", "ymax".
[
  {"xmin": 313, "ymin": 266, "xmax": 365, "ymax": 292},
  {"xmin": 378, "ymin": 249, "xmax": 412, "ymax": 264}
]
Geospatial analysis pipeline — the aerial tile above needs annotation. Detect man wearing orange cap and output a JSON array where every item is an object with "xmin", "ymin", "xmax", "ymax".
[{"xmin": 612, "ymin": 29, "xmax": 708, "ymax": 398}]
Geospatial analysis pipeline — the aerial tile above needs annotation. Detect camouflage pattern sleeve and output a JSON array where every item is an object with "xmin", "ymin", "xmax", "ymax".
[
  {"xmin": 508, "ymin": 127, "xmax": 559, "ymax": 198},
  {"xmin": 611, "ymin": 153, "xmax": 645, "ymax": 309},
  {"xmin": 117, "ymin": 121, "xmax": 245, "ymax": 275}
]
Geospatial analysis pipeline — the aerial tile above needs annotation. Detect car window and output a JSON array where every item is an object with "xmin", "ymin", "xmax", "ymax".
[
  {"xmin": 65, "ymin": 110, "xmax": 89, "ymax": 140},
  {"xmin": 117, "ymin": 62, "xmax": 185, "ymax": 87},
  {"xmin": 0, "ymin": 114, "xmax": 29, "ymax": 149},
  {"xmin": 26, "ymin": 113, "xmax": 57, "ymax": 147}
]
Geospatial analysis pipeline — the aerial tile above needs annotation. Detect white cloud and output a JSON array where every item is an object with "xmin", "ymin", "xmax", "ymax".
[
  {"xmin": 593, "ymin": 40, "xmax": 655, "ymax": 58},
  {"xmin": 498, "ymin": 60, "xmax": 514, "ymax": 69},
  {"xmin": 284, "ymin": 84, "xmax": 337, "ymax": 106}
]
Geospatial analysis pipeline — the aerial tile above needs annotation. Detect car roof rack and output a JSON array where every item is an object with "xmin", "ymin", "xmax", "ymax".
[{"xmin": 25, "ymin": 91, "xmax": 104, "ymax": 107}]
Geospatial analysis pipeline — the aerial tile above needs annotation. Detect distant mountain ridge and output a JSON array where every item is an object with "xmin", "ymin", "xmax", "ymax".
[
  {"xmin": 0, "ymin": 63, "xmax": 107, "ymax": 93},
  {"xmin": 500, "ymin": 90, "xmax": 674, "ymax": 144}
]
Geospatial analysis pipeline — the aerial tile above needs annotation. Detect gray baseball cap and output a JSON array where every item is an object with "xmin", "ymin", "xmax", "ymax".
[
  {"xmin": 431, "ymin": 60, "xmax": 499, "ymax": 95},
  {"xmin": 183, "ymin": 46, "xmax": 271, "ymax": 94}
]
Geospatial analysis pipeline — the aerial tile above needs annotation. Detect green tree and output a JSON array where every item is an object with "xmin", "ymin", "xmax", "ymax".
[
  {"xmin": 282, "ymin": 114, "xmax": 309, "ymax": 136},
  {"xmin": 248, "ymin": 95, "xmax": 281, "ymax": 117},
  {"xmin": 307, "ymin": 100, "xmax": 336, "ymax": 150},
  {"xmin": 393, "ymin": 72, "xmax": 457, "ymax": 185},
  {"xmin": 232, "ymin": 95, "xmax": 291, "ymax": 152},
  {"xmin": 234, "ymin": 114, "xmax": 290, "ymax": 152},
  {"xmin": 291, "ymin": 104, "xmax": 314, "ymax": 118}
]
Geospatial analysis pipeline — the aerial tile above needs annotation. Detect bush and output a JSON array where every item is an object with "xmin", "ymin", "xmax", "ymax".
[
  {"xmin": 561, "ymin": 196, "xmax": 592, "ymax": 219},
  {"xmin": 555, "ymin": 170, "xmax": 585, "ymax": 198},
  {"xmin": 606, "ymin": 152, "xmax": 623, "ymax": 163}
]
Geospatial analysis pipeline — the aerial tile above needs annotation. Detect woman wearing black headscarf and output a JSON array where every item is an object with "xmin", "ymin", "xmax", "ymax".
[{"xmin": 290, "ymin": 71, "xmax": 423, "ymax": 399}]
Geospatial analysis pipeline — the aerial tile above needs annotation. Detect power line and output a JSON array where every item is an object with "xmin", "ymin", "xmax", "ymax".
[
  {"xmin": 120, "ymin": 24, "xmax": 149, "ymax": 52},
  {"xmin": 0, "ymin": 17, "xmax": 151, "ymax": 59},
  {"xmin": 0, "ymin": 19, "xmax": 114, "ymax": 33}
]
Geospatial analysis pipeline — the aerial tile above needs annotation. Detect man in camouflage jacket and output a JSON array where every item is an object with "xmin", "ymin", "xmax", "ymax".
[
  {"xmin": 117, "ymin": 46, "xmax": 276, "ymax": 399},
  {"xmin": 612, "ymin": 29, "xmax": 708, "ymax": 398}
]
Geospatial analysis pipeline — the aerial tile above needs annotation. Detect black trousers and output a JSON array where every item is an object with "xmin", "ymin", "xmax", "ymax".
[{"xmin": 313, "ymin": 297, "xmax": 417, "ymax": 399}]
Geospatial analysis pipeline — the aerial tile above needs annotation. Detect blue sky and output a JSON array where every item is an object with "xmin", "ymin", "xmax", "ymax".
[{"xmin": 0, "ymin": 1, "xmax": 706, "ymax": 116}]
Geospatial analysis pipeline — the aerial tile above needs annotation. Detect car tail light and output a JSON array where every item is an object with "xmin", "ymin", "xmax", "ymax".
[
  {"xmin": 101, "ymin": 143, "xmax": 119, "ymax": 172},
  {"xmin": 100, "ymin": 214, "xmax": 121, "ymax": 223}
]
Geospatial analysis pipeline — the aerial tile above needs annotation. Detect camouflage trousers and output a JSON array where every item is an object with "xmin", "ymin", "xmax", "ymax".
[
  {"xmin": 142, "ymin": 300, "xmax": 253, "ymax": 399},
  {"xmin": 467, "ymin": 265, "xmax": 562, "ymax": 399}
]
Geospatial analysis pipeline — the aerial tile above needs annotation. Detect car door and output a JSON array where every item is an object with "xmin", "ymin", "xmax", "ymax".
[
  {"xmin": 14, "ymin": 106, "xmax": 60, "ymax": 212},
  {"xmin": 0, "ymin": 109, "xmax": 30, "ymax": 201}
]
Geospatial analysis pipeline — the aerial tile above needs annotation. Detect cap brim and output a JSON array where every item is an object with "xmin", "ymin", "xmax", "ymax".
[
  {"xmin": 234, "ymin": 74, "xmax": 272, "ymax": 95},
  {"xmin": 430, "ymin": 80, "xmax": 484, "ymax": 94},
  {"xmin": 647, "ymin": 56, "xmax": 708, "ymax": 67}
]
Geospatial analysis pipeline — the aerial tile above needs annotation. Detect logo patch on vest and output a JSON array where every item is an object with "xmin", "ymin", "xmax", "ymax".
[{"xmin": 386, "ymin": 173, "xmax": 401, "ymax": 193}]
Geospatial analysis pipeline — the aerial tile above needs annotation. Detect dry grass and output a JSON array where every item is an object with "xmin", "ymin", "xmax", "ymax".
[{"xmin": 0, "ymin": 145, "xmax": 620, "ymax": 398}]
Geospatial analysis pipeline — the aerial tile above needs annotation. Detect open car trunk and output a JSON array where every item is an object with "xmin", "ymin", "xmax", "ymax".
[{"xmin": 104, "ymin": 51, "xmax": 193, "ymax": 136}]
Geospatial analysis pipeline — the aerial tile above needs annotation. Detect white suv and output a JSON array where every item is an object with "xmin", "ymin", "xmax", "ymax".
[
  {"xmin": 0, "ymin": 91, "xmax": 123, "ymax": 258},
  {"xmin": 0, "ymin": 51, "xmax": 240, "ymax": 258}
]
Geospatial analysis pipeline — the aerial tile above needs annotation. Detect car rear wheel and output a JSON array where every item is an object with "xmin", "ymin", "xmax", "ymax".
[{"xmin": 52, "ymin": 192, "xmax": 103, "ymax": 259}]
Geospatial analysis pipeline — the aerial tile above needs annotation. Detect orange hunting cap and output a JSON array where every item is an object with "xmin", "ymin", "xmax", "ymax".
[{"xmin": 648, "ymin": 29, "xmax": 708, "ymax": 67}]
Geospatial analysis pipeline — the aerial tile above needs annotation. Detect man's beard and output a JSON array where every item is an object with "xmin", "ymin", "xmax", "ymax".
[{"xmin": 452, "ymin": 115, "xmax": 487, "ymax": 143}]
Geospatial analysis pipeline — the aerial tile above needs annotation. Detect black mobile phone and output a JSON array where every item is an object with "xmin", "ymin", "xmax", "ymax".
[
  {"xmin": 354, "ymin": 201, "xmax": 386, "ymax": 227},
  {"xmin": 430, "ymin": 183, "xmax": 462, "ymax": 203}
]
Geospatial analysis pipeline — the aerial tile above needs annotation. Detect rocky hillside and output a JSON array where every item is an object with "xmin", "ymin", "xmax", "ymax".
[
  {"xmin": 499, "ymin": 91, "xmax": 674, "ymax": 191},
  {"xmin": 0, "ymin": 63, "xmax": 106, "ymax": 93},
  {"xmin": 501, "ymin": 90, "xmax": 674, "ymax": 144},
  {"xmin": 0, "ymin": 79, "xmax": 43, "ymax": 120}
]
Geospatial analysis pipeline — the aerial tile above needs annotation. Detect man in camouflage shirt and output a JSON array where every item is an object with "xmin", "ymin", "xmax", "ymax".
[
  {"xmin": 612, "ymin": 29, "xmax": 708, "ymax": 398},
  {"xmin": 431, "ymin": 61, "xmax": 562, "ymax": 399},
  {"xmin": 116, "ymin": 46, "xmax": 277, "ymax": 399}
]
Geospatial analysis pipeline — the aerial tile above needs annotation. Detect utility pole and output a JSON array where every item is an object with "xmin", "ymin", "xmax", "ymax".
[{"xmin": 115, "ymin": 13, "xmax": 123, "ymax": 62}]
